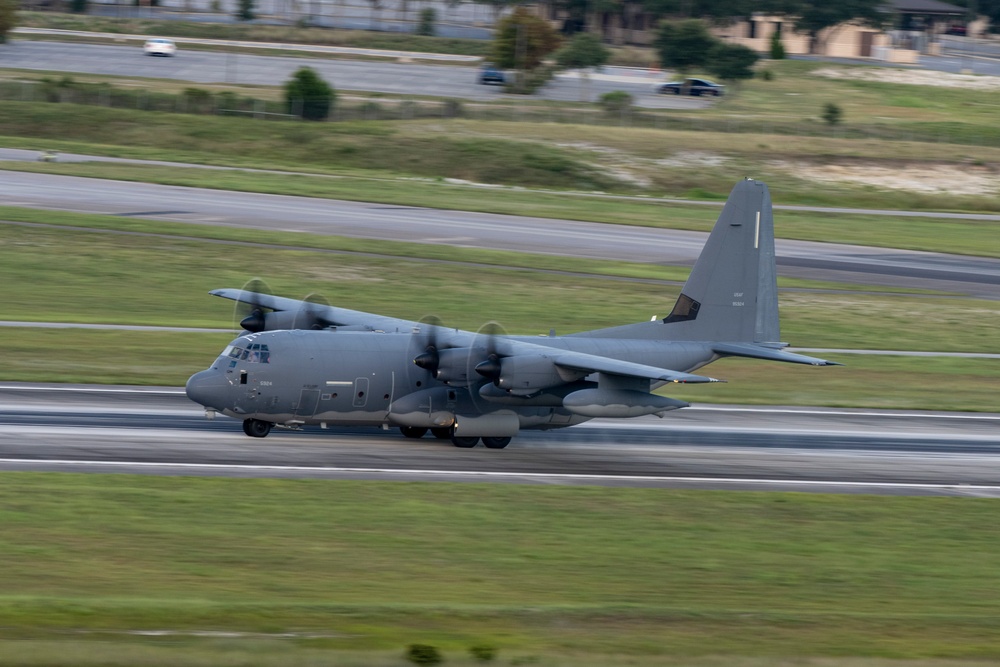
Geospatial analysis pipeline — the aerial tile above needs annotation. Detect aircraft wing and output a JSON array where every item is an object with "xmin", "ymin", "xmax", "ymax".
[
  {"xmin": 550, "ymin": 350, "xmax": 722, "ymax": 384},
  {"xmin": 210, "ymin": 288, "xmax": 426, "ymax": 333}
]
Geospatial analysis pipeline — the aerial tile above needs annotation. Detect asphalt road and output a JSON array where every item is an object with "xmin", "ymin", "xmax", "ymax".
[
  {"xmin": 3, "ymin": 170, "xmax": 999, "ymax": 297},
  {"xmin": 0, "ymin": 40, "xmax": 696, "ymax": 108},
  {"xmin": 2, "ymin": 383, "xmax": 999, "ymax": 496}
]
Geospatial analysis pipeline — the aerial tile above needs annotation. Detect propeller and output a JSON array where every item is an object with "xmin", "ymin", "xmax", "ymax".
[
  {"xmin": 413, "ymin": 315, "xmax": 445, "ymax": 375},
  {"xmin": 233, "ymin": 278, "xmax": 273, "ymax": 334},
  {"xmin": 471, "ymin": 321, "xmax": 507, "ymax": 384},
  {"xmin": 294, "ymin": 292, "xmax": 334, "ymax": 330}
]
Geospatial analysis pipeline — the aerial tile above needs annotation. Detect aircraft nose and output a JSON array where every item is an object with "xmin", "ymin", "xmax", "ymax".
[{"xmin": 186, "ymin": 370, "xmax": 229, "ymax": 411}]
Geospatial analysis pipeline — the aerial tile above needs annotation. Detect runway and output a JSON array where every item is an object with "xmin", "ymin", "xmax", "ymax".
[
  {"xmin": 3, "ymin": 171, "xmax": 1000, "ymax": 297},
  {"xmin": 2, "ymin": 384, "xmax": 998, "ymax": 496}
]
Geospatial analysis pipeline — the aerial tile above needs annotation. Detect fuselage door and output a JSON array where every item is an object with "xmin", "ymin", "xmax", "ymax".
[
  {"xmin": 295, "ymin": 388, "xmax": 320, "ymax": 418},
  {"xmin": 353, "ymin": 377, "xmax": 369, "ymax": 408}
]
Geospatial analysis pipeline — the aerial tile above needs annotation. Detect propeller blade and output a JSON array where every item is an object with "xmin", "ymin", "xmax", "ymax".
[
  {"xmin": 234, "ymin": 278, "xmax": 273, "ymax": 334},
  {"xmin": 295, "ymin": 292, "xmax": 333, "ymax": 330},
  {"xmin": 412, "ymin": 316, "xmax": 445, "ymax": 374}
]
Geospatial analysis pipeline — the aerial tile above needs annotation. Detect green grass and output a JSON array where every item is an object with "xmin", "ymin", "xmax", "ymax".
[
  {"xmin": 2, "ymin": 216, "xmax": 997, "ymax": 347},
  {"xmin": 1, "ymin": 474, "xmax": 998, "ymax": 661},
  {"xmin": 2, "ymin": 215, "xmax": 999, "ymax": 406}
]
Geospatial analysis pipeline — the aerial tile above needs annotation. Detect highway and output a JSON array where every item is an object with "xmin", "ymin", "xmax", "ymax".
[
  {"xmin": 0, "ymin": 40, "xmax": 691, "ymax": 107},
  {"xmin": 2, "ymin": 384, "xmax": 998, "ymax": 496},
  {"xmin": 3, "ymin": 170, "xmax": 999, "ymax": 297}
]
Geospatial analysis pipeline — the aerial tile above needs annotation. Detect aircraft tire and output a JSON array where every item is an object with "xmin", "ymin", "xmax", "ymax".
[
  {"xmin": 242, "ymin": 418, "xmax": 272, "ymax": 438},
  {"xmin": 451, "ymin": 436, "xmax": 479, "ymax": 448},
  {"xmin": 482, "ymin": 436, "xmax": 511, "ymax": 449},
  {"xmin": 400, "ymin": 426, "xmax": 428, "ymax": 439},
  {"xmin": 430, "ymin": 427, "xmax": 452, "ymax": 439}
]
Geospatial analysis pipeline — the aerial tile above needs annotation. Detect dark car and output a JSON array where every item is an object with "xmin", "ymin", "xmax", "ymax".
[
  {"xmin": 655, "ymin": 78, "xmax": 725, "ymax": 97},
  {"xmin": 478, "ymin": 63, "xmax": 506, "ymax": 85}
]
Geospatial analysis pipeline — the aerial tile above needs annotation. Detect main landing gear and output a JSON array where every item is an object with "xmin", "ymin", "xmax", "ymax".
[
  {"xmin": 242, "ymin": 418, "xmax": 272, "ymax": 438},
  {"xmin": 398, "ymin": 427, "xmax": 512, "ymax": 449}
]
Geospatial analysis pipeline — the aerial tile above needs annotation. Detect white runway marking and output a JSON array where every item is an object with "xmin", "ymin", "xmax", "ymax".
[{"xmin": 3, "ymin": 458, "xmax": 1000, "ymax": 493}]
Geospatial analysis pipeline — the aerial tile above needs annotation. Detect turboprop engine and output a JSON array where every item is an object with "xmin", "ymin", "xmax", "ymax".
[{"xmin": 480, "ymin": 354, "xmax": 587, "ymax": 395}]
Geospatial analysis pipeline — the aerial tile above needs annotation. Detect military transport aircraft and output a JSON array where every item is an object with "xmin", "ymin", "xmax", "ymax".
[{"xmin": 186, "ymin": 179, "xmax": 838, "ymax": 448}]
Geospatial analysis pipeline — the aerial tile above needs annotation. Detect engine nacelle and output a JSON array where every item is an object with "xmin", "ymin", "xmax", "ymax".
[
  {"xmin": 433, "ymin": 348, "xmax": 477, "ymax": 385},
  {"xmin": 563, "ymin": 389, "xmax": 688, "ymax": 418},
  {"xmin": 495, "ymin": 355, "xmax": 585, "ymax": 395},
  {"xmin": 388, "ymin": 387, "xmax": 456, "ymax": 428}
]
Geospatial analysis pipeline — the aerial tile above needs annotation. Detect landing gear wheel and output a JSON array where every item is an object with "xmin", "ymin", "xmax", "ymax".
[
  {"xmin": 242, "ymin": 418, "xmax": 271, "ymax": 438},
  {"xmin": 451, "ymin": 436, "xmax": 479, "ymax": 448},
  {"xmin": 482, "ymin": 436, "xmax": 511, "ymax": 449},
  {"xmin": 400, "ymin": 426, "xmax": 428, "ymax": 439},
  {"xmin": 431, "ymin": 427, "xmax": 452, "ymax": 439}
]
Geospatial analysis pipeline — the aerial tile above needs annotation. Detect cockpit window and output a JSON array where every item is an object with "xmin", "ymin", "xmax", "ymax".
[{"xmin": 225, "ymin": 344, "xmax": 270, "ymax": 364}]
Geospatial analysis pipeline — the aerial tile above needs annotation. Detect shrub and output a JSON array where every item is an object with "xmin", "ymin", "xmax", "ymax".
[
  {"xmin": 235, "ymin": 0, "xmax": 255, "ymax": 21},
  {"xmin": 822, "ymin": 101, "xmax": 842, "ymax": 126},
  {"xmin": 759, "ymin": 69, "xmax": 774, "ymax": 81},
  {"xmin": 405, "ymin": 644, "xmax": 442, "ymax": 665},
  {"xmin": 770, "ymin": 31, "xmax": 786, "ymax": 59},
  {"xmin": 599, "ymin": 90, "xmax": 632, "ymax": 114},
  {"xmin": 417, "ymin": 7, "xmax": 436, "ymax": 36},
  {"xmin": 469, "ymin": 644, "xmax": 497, "ymax": 662},
  {"xmin": 285, "ymin": 66, "xmax": 335, "ymax": 121},
  {"xmin": 441, "ymin": 99, "xmax": 463, "ymax": 117},
  {"xmin": 706, "ymin": 42, "xmax": 758, "ymax": 81},
  {"xmin": 359, "ymin": 100, "xmax": 383, "ymax": 119}
]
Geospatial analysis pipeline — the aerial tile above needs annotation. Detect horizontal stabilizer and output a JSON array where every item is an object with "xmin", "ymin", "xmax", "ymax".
[{"xmin": 713, "ymin": 343, "xmax": 842, "ymax": 366}]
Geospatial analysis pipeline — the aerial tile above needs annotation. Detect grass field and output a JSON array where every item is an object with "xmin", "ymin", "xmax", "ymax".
[
  {"xmin": 1, "ymin": 474, "xmax": 998, "ymax": 664},
  {"xmin": 2, "ymin": 27, "xmax": 999, "ymax": 667},
  {"xmin": 2, "ymin": 212, "xmax": 999, "ymax": 407}
]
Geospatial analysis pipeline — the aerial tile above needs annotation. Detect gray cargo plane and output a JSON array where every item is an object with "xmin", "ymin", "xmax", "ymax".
[{"xmin": 186, "ymin": 179, "xmax": 837, "ymax": 448}]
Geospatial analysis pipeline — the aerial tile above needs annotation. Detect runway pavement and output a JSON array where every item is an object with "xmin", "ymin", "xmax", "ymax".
[
  {"xmin": 3, "ymin": 170, "xmax": 999, "ymax": 298},
  {"xmin": 2, "ymin": 383, "xmax": 998, "ymax": 496}
]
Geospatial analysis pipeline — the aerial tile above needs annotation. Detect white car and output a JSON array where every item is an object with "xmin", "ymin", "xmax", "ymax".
[{"xmin": 143, "ymin": 39, "xmax": 177, "ymax": 57}]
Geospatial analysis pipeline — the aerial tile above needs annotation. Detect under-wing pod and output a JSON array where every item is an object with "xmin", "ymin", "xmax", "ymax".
[
  {"xmin": 562, "ymin": 388, "xmax": 688, "ymax": 418},
  {"xmin": 453, "ymin": 410, "xmax": 520, "ymax": 438},
  {"xmin": 387, "ymin": 387, "xmax": 456, "ymax": 428}
]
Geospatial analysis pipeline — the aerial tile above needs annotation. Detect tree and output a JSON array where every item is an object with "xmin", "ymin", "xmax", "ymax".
[
  {"xmin": 555, "ymin": 32, "xmax": 610, "ymax": 101},
  {"xmin": 235, "ymin": 0, "xmax": 256, "ymax": 20},
  {"xmin": 706, "ymin": 42, "xmax": 759, "ymax": 81},
  {"xmin": 285, "ymin": 67, "xmax": 335, "ymax": 121},
  {"xmin": 769, "ymin": 29, "xmax": 786, "ymax": 59},
  {"xmin": 654, "ymin": 19, "xmax": 717, "ymax": 75},
  {"xmin": 417, "ymin": 7, "xmax": 436, "ymax": 36},
  {"xmin": 70, "ymin": 0, "xmax": 88, "ymax": 13},
  {"xmin": 0, "ymin": 0, "xmax": 17, "ymax": 44},
  {"xmin": 492, "ymin": 7, "xmax": 562, "ymax": 72}
]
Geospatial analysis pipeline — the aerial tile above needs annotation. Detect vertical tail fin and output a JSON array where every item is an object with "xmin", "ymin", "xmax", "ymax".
[
  {"xmin": 573, "ymin": 179, "xmax": 780, "ymax": 343},
  {"xmin": 660, "ymin": 179, "xmax": 778, "ymax": 343}
]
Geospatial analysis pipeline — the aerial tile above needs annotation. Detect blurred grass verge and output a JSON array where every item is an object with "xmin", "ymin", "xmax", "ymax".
[{"xmin": 0, "ymin": 475, "xmax": 998, "ymax": 661}]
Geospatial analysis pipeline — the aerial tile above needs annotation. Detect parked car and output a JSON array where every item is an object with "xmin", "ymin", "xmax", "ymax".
[
  {"xmin": 478, "ymin": 63, "xmax": 506, "ymax": 85},
  {"xmin": 143, "ymin": 38, "xmax": 177, "ymax": 57},
  {"xmin": 655, "ymin": 78, "xmax": 724, "ymax": 97}
]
